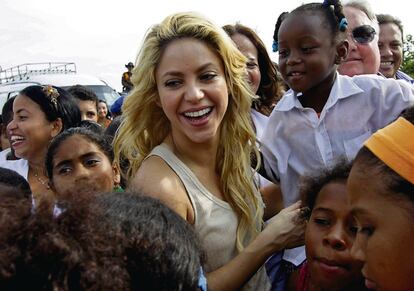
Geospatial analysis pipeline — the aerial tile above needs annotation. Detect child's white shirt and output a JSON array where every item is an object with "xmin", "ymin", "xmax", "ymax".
[{"xmin": 262, "ymin": 73, "xmax": 414, "ymax": 206}]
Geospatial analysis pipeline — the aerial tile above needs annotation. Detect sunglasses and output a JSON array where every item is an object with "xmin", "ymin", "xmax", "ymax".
[{"xmin": 350, "ymin": 25, "xmax": 376, "ymax": 44}]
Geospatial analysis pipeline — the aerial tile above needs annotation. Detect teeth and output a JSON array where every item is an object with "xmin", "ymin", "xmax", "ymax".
[
  {"xmin": 184, "ymin": 107, "xmax": 212, "ymax": 118},
  {"xmin": 291, "ymin": 72, "xmax": 301, "ymax": 76},
  {"xmin": 10, "ymin": 135, "xmax": 24, "ymax": 141},
  {"xmin": 381, "ymin": 61, "xmax": 393, "ymax": 65}
]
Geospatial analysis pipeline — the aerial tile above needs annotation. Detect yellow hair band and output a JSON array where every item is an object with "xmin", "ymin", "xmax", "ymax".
[{"xmin": 365, "ymin": 117, "xmax": 414, "ymax": 184}]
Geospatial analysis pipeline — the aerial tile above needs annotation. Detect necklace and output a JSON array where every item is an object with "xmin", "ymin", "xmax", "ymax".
[{"xmin": 33, "ymin": 170, "xmax": 51, "ymax": 190}]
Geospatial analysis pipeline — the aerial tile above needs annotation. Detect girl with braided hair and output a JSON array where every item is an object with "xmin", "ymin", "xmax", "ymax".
[{"xmin": 261, "ymin": 0, "xmax": 414, "ymax": 281}]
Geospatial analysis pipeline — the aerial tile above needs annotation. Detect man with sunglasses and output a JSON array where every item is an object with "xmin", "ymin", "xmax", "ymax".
[
  {"xmin": 338, "ymin": 0, "xmax": 380, "ymax": 77},
  {"xmin": 377, "ymin": 14, "xmax": 414, "ymax": 84}
]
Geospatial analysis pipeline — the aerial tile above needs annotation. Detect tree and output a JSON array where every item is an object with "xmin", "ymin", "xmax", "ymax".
[{"xmin": 401, "ymin": 34, "xmax": 414, "ymax": 78}]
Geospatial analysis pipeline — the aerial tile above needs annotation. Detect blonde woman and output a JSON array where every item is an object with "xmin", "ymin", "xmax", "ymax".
[{"xmin": 114, "ymin": 12, "xmax": 304, "ymax": 291}]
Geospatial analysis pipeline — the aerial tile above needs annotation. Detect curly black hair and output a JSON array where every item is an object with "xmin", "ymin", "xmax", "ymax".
[
  {"xmin": 300, "ymin": 159, "xmax": 352, "ymax": 218},
  {"xmin": 0, "ymin": 192, "xmax": 203, "ymax": 291}
]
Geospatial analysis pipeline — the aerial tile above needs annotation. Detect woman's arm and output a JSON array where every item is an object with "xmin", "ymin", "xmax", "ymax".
[
  {"xmin": 129, "ymin": 157, "xmax": 305, "ymax": 291},
  {"xmin": 207, "ymin": 202, "xmax": 305, "ymax": 291}
]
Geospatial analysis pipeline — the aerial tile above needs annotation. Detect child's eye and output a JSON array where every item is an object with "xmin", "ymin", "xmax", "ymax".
[
  {"xmin": 314, "ymin": 218, "xmax": 330, "ymax": 226},
  {"xmin": 349, "ymin": 225, "xmax": 358, "ymax": 235},
  {"xmin": 278, "ymin": 49, "xmax": 289, "ymax": 58},
  {"xmin": 359, "ymin": 226, "xmax": 374, "ymax": 236},
  {"xmin": 57, "ymin": 166, "xmax": 72, "ymax": 175},
  {"xmin": 301, "ymin": 47, "xmax": 315, "ymax": 53},
  {"xmin": 85, "ymin": 159, "xmax": 100, "ymax": 167}
]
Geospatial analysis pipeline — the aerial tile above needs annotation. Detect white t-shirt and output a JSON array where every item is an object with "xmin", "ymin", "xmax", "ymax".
[
  {"xmin": 262, "ymin": 73, "xmax": 414, "ymax": 206},
  {"xmin": 0, "ymin": 158, "xmax": 29, "ymax": 180}
]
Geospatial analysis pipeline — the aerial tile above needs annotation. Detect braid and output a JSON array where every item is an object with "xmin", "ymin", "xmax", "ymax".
[
  {"xmin": 272, "ymin": 11, "xmax": 289, "ymax": 52},
  {"xmin": 323, "ymin": 0, "xmax": 348, "ymax": 32}
]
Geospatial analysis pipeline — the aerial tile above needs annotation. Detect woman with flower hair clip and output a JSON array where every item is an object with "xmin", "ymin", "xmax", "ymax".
[{"xmin": 0, "ymin": 85, "xmax": 81, "ymax": 208}]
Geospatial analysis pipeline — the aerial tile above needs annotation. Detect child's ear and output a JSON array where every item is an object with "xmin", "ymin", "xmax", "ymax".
[
  {"xmin": 335, "ymin": 39, "xmax": 349, "ymax": 65},
  {"xmin": 112, "ymin": 163, "xmax": 121, "ymax": 186}
]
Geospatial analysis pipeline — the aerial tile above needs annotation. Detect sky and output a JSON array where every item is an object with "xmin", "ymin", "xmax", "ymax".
[{"xmin": 1, "ymin": 0, "xmax": 413, "ymax": 92}]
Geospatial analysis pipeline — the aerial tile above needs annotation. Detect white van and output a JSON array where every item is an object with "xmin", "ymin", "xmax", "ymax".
[{"xmin": 0, "ymin": 62, "xmax": 120, "ymax": 110}]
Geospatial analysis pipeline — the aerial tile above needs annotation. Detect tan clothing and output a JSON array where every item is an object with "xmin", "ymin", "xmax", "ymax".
[{"xmin": 147, "ymin": 143, "xmax": 271, "ymax": 291}]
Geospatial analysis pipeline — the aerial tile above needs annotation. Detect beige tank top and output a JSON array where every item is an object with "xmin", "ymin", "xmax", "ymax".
[{"xmin": 147, "ymin": 144, "xmax": 271, "ymax": 291}]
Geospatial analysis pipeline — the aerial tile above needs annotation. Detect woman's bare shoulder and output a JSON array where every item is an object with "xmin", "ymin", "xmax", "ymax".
[{"xmin": 127, "ymin": 155, "xmax": 192, "ymax": 221}]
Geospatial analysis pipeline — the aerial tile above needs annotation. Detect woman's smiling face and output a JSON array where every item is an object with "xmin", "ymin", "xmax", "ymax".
[
  {"xmin": 155, "ymin": 37, "xmax": 229, "ymax": 145},
  {"xmin": 7, "ymin": 94, "xmax": 58, "ymax": 161}
]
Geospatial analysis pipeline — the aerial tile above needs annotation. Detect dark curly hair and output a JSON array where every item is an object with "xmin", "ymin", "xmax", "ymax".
[
  {"xmin": 300, "ymin": 159, "xmax": 352, "ymax": 218},
  {"xmin": 0, "ymin": 168, "xmax": 32, "ymax": 286},
  {"xmin": 0, "ymin": 192, "xmax": 203, "ymax": 291},
  {"xmin": 89, "ymin": 192, "xmax": 204, "ymax": 291}
]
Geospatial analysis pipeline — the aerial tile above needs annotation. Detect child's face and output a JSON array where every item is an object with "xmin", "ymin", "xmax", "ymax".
[
  {"xmin": 51, "ymin": 134, "xmax": 120, "ymax": 203},
  {"xmin": 305, "ymin": 181, "xmax": 363, "ymax": 290},
  {"xmin": 348, "ymin": 163, "xmax": 414, "ymax": 291},
  {"xmin": 278, "ymin": 12, "xmax": 344, "ymax": 96},
  {"xmin": 78, "ymin": 100, "xmax": 98, "ymax": 122},
  {"xmin": 98, "ymin": 102, "xmax": 108, "ymax": 118}
]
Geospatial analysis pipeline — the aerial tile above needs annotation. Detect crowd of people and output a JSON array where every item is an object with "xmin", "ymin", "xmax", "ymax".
[{"xmin": 0, "ymin": 0, "xmax": 413, "ymax": 290}]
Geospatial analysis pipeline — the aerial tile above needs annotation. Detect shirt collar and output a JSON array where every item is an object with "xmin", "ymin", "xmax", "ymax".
[{"xmin": 275, "ymin": 72, "xmax": 364, "ymax": 112}]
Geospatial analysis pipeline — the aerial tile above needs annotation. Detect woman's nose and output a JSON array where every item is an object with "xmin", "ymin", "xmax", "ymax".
[{"xmin": 184, "ymin": 82, "xmax": 204, "ymax": 103}]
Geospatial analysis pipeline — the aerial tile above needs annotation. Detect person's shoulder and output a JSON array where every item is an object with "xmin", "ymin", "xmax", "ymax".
[
  {"xmin": 128, "ymin": 155, "xmax": 191, "ymax": 219},
  {"xmin": 348, "ymin": 74, "xmax": 412, "ymax": 93},
  {"xmin": 130, "ymin": 155, "xmax": 180, "ymax": 193}
]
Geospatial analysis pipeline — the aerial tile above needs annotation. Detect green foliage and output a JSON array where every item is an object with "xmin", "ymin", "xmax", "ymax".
[{"xmin": 401, "ymin": 34, "xmax": 414, "ymax": 77}]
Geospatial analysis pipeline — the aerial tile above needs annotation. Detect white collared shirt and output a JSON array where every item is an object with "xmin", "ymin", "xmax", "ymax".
[{"xmin": 262, "ymin": 73, "xmax": 414, "ymax": 206}]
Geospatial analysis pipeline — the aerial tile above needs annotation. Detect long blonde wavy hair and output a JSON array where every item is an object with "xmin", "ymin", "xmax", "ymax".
[{"xmin": 113, "ymin": 12, "xmax": 262, "ymax": 250}]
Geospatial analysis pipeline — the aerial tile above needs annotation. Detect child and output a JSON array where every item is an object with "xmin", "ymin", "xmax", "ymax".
[
  {"xmin": 263, "ymin": 0, "xmax": 414, "ymax": 207},
  {"xmin": 263, "ymin": 0, "xmax": 413, "ymax": 276},
  {"xmin": 0, "ymin": 192, "xmax": 204, "ymax": 291},
  {"xmin": 45, "ymin": 127, "xmax": 121, "ymax": 208},
  {"xmin": 0, "ymin": 167, "xmax": 32, "ymax": 286},
  {"xmin": 347, "ymin": 106, "xmax": 414, "ymax": 290},
  {"xmin": 286, "ymin": 161, "xmax": 367, "ymax": 291},
  {"xmin": 88, "ymin": 192, "xmax": 205, "ymax": 291},
  {"xmin": 97, "ymin": 99, "xmax": 112, "ymax": 128}
]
